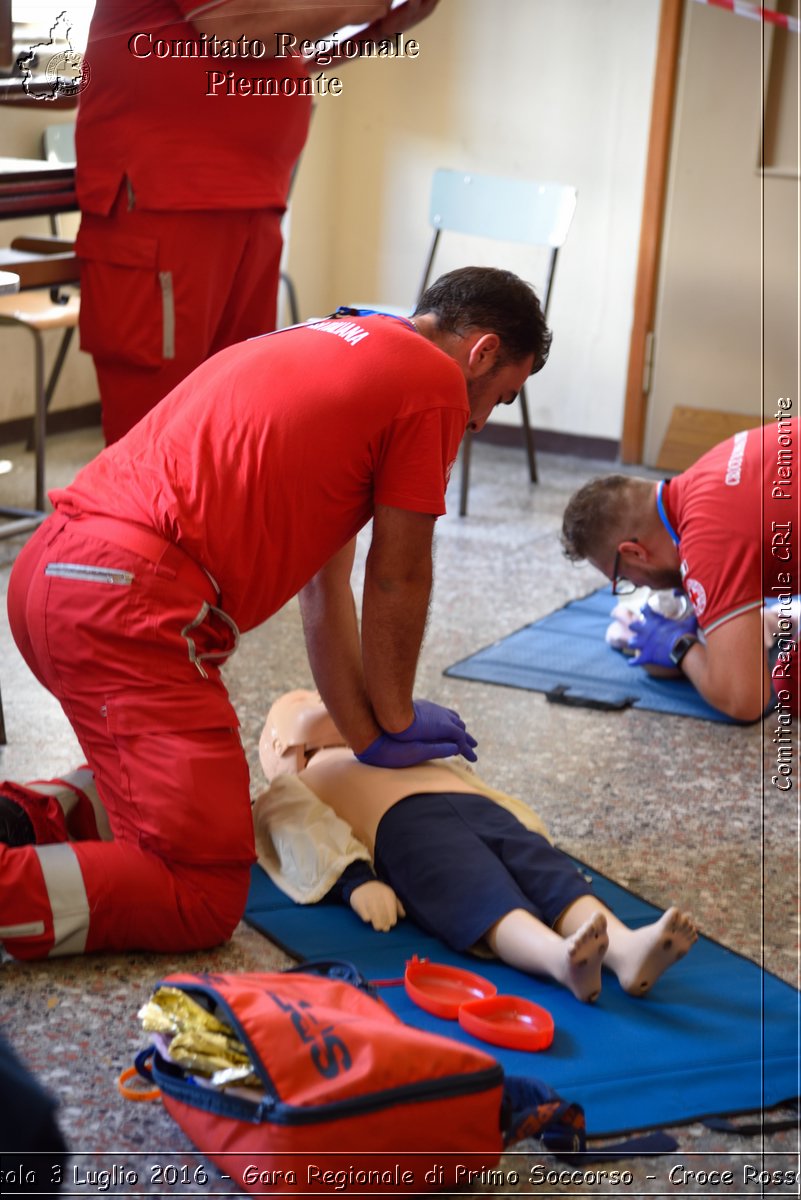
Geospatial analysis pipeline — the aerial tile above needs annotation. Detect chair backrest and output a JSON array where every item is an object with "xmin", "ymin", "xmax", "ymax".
[
  {"xmin": 429, "ymin": 170, "xmax": 577, "ymax": 249},
  {"xmin": 42, "ymin": 123, "xmax": 76, "ymax": 165},
  {"xmin": 418, "ymin": 169, "xmax": 577, "ymax": 317},
  {"xmin": 42, "ymin": 124, "xmax": 76, "ymax": 238}
]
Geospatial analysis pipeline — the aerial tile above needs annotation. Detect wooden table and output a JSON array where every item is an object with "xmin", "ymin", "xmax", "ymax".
[
  {"xmin": 0, "ymin": 156, "xmax": 77, "ymax": 220},
  {"xmin": 0, "ymin": 267, "xmax": 19, "ymax": 293}
]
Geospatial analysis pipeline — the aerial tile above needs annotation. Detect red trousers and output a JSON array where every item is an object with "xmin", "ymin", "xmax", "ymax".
[
  {"xmin": 77, "ymin": 196, "xmax": 286, "ymax": 443},
  {"xmin": 3, "ymin": 513, "xmax": 255, "ymax": 959}
]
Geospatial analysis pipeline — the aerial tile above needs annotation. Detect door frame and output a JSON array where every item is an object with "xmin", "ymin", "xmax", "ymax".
[{"xmin": 620, "ymin": 0, "xmax": 685, "ymax": 463}]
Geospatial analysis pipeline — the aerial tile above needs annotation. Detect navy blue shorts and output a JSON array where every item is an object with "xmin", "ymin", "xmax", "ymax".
[{"xmin": 373, "ymin": 792, "xmax": 593, "ymax": 952}]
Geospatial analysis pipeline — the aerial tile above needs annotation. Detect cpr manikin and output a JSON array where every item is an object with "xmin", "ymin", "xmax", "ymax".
[{"xmin": 256, "ymin": 692, "xmax": 698, "ymax": 1005}]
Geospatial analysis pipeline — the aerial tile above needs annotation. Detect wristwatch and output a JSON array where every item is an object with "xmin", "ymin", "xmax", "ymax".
[{"xmin": 669, "ymin": 633, "xmax": 699, "ymax": 668}]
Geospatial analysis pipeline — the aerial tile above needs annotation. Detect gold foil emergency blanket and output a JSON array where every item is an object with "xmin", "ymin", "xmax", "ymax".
[{"xmin": 138, "ymin": 986, "xmax": 260, "ymax": 1087}]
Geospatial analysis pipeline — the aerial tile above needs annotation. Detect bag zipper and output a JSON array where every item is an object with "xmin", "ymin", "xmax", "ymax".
[{"xmin": 154, "ymin": 978, "xmax": 503, "ymax": 1127}]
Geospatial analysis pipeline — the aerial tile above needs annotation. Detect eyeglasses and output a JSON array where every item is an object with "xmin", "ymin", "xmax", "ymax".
[{"xmin": 611, "ymin": 538, "xmax": 638, "ymax": 596}]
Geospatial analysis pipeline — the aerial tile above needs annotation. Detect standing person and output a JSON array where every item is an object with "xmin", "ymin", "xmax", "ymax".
[
  {"xmin": 75, "ymin": 0, "xmax": 441, "ymax": 443},
  {"xmin": 2, "ymin": 266, "xmax": 551, "ymax": 961},
  {"xmin": 560, "ymin": 418, "xmax": 800, "ymax": 723}
]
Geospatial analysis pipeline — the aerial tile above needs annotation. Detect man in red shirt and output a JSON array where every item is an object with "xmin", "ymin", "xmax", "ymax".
[
  {"xmin": 560, "ymin": 417, "xmax": 800, "ymax": 723},
  {"xmin": 1, "ymin": 265, "xmax": 551, "ymax": 960},
  {"xmin": 76, "ymin": 0, "xmax": 441, "ymax": 442}
]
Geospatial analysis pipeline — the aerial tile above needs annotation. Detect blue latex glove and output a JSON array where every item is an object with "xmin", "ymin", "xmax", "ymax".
[{"xmin": 627, "ymin": 605, "xmax": 699, "ymax": 670}]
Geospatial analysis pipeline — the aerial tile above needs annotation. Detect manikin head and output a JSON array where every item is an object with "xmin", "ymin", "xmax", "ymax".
[{"xmin": 259, "ymin": 690, "xmax": 346, "ymax": 781}]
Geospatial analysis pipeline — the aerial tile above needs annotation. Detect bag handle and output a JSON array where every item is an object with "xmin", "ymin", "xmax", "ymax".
[
  {"xmin": 284, "ymin": 958, "xmax": 376, "ymax": 994},
  {"xmin": 117, "ymin": 1047, "xmax": 161, "ymax": 1103},
  {"xmin": 502, "ymin": 1074, "xmax": 586, "ymax": 1154}
]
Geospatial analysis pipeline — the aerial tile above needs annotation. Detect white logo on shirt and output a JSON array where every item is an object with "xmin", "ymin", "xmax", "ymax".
[
  {"xmin": 308, "ymin": 319, "xmax": 369, "ymax": 346},
  {"xmin": 724, "ymin": 429, "xmax": 748, "ymax": 486}
]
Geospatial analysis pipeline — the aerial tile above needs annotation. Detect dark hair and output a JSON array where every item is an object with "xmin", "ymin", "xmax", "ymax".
[{"xmin": 412, "ymin": 266, "xmax": 552, "ymax": 374}]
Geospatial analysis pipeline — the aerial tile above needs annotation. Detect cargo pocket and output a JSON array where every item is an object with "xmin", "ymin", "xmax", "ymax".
[
  {"xmin": 76, "ymin": 224, "xmax": 174, "ymax": 367},
  {"xmin": 100, "ymin": 689, "xmax": 249, "ymax": 866},
  {"xmin": 101, "ymin": 688, "xmax": 239, "ymax": 737}
]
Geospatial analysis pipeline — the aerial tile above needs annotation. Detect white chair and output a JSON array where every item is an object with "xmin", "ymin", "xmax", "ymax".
[
  {"xmin": 416, "ymin": 170, "xmax": 577, "ymax": 515},
  {"xmin": 0, "ymin": 123, "xmax": 79, "ymax": 537},
  {"xmin": 43, "ymin": 122, "xmax": 75, "ymax": 166},
  {"xmin": 43, "ymin": 122, "xmax": 76, "ymax": 238}
]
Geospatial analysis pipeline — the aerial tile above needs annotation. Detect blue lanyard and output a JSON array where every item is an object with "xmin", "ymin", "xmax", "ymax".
[
  {"xmin": 656, "ymin": 480, "xmax": 679, "ymax": 547},
  {"xmin": 333, "ymin": 306, "xmax": 416, "ymax": 331},
  {"xmin": 249, "ymin": 307, "xmax": 416, "ymax": 344}
]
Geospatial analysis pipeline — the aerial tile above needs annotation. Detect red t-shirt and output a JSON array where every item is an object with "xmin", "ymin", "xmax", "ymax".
[
  {"xmin": 662, "ymin": 418, "xmax": 800, "ymax": 634},
  {"xmin": 76, "ymin": 0, "xmax": 312, "ymax": 214},
  {"xmin": 51, "ymin": 315, "xmax": 469, "ymax": 632}
]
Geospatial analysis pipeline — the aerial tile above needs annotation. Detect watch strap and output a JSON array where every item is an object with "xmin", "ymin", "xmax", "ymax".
[{"xmin": 670, "ymin": 633, "xmax": 699, "ymax": 667}]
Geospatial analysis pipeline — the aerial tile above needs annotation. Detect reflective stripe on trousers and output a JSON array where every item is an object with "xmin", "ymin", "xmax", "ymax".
[{"xmin": 0, "ymin": 844, "xmax": 89, "ymax": 957}]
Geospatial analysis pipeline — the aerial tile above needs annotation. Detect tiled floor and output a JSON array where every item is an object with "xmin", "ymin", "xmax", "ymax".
[{"xmin": 0, "ymin": 426, "xmax": 798, "ymax": 1196}]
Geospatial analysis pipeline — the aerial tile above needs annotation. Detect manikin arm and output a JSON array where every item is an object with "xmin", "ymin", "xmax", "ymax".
[
  {"xmin": 330, "ymin": 864, "xmax": 406, "ymax": 932},
  {"xmin": 350, "ymin": 881, "xmax": 405, "ymax": 932},
  {"xmin": 253, "ymin": 776, "xmax": 404, "ymax": 931}
]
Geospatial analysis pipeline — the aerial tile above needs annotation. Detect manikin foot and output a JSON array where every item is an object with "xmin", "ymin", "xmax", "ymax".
[
  {"xmin": 559, "ymin": 911, "xmax": 609, "ymax": 1003},
  {"xmin": 615, "ymin": 907, "xmax": 698, "ymax": 995}
]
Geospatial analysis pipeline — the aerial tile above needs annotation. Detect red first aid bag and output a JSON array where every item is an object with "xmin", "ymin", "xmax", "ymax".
[{"xmin": 141, "ymin": 962, "xmax": 510, "ymax": 1194}]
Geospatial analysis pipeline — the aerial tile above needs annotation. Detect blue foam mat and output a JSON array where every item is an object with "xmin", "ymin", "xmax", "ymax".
[
  {"xmin": 444, "ymin": 587, "xmax": 736, "ymax": 723},
  {"xmin": 245, "ymin": 863, "xmax": 799, "ymax": 1137}
]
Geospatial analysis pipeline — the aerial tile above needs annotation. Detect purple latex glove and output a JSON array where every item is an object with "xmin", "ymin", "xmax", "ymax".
[
  {"xmin": 355, "ymin": 733, "xmax": 463, "ymax": 769},
  {"xmin": 356, "ymin": 700, "xmax": 478, "ymax": 768},
  {"xmin": 390, "ymin": 700, "xmax": 478, "ymax": 761},
  {"xmin": 627, "ymin": 605, "xmax": 699, "ymax": 670}
]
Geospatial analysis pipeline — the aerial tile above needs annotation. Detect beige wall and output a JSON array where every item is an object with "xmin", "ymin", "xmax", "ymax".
[
  {"xmin": 287, "ymin": 0, "xmax": 661, "ymax": 438},
  {"xmin": 643, "ymin": 1, "xmax": 800, "ymax": 465},
  {"xmin": 1, "ymin": 0, "xmax": 662, "ymax": 442},
  {"xmin": 0, "ymin": 107, "xmax": 95, "ymax": 427}
]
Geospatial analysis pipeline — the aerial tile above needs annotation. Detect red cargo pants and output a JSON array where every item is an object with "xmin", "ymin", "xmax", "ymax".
[{"xmin": 3, "ymin": 512, "xmax": 255, "ymax": 959}]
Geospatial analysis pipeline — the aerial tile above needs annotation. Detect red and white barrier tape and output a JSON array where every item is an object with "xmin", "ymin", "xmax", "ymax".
[{"xmin": 691, "ymin": 0, "xmax": 800, "ymax": 34}]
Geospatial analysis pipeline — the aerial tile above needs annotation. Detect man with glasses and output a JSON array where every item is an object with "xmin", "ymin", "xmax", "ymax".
[{"xmin": 560, "ymin": 418, "xmax": 799, "ymax": 723}]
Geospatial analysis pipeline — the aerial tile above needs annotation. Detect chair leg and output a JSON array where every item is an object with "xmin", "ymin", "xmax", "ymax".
[
  {"xmin": 0, "ymin": 333, "xmax": 47, "ymax": 535},
  {"xmin": 32, "ymin": 328, "xmax": 47, "ymax": 513},
  {"xmin": 458, "ymin": 430, "xmax": 473, "ymax": 517},
  {"xmin": 0, "ymin": 325, "xmax": 49, "ymax": 538},
  {"xmin": 25, "ymin": 326, "xmax": 75, "ymax": 452},
  {"xmin": 280, "ymin": 271, "xmax": 300, "ymax": 326},
  {"xmin": 519, "ymin": 384, "xmax": 538, "ymax": 484},
  {"xmin": 0, "ymin": 680, "xmax": 6, "ymax": 746}
]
